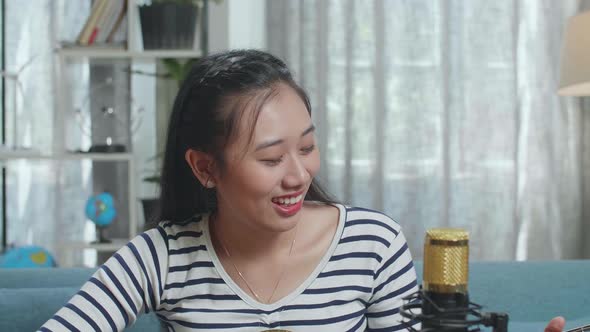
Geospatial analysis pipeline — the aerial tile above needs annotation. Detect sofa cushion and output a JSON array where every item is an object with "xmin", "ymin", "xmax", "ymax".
[{"xmin": 0, "ymin": 287, "xmax": 161, "ymax": 332}]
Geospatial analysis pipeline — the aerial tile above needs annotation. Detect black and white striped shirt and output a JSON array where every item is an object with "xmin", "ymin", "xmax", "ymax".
[{"xmin": 41, "ymin": 204, "xmax": 418, "ymax": 331}]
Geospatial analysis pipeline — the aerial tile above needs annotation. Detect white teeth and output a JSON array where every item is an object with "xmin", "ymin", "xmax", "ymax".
[{"xmin": 273, "ymin": 194, "xmax": 303, "ymax": 206}]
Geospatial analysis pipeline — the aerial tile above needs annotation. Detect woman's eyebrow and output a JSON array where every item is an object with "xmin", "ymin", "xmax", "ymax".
[
  {"xmin": 301, "ymin": 124, "xmax": 315, "ymax": 137},
  {"xmin": 255, "ymin": 124, "xmax": 316, "ymax": 151}
]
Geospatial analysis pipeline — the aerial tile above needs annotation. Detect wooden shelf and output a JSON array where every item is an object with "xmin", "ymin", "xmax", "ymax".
[
  {"xmin": 62, "ymin": 152, "xmax": 134, "ymax": 161},
  {"xmin": 61, "ymin": 238, "xmax": 130, "ymax": 252},
  {"xmin": 0, "ymin": 151, "xmax": 134, "ymax": 161},
  {"xmin": 58, "ymin": 46, "xmax": 203, "ymax": 59}
]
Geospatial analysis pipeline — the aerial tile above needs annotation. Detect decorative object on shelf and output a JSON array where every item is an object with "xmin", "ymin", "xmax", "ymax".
[
  {"xmin": 0, "ymin": 245, "xmax": 57, "ymax": 268},
  {"xmin": 75, "ymin": 76, "xmax": 145, "ymax": 153},
  {"xmin": 85, "ymin": 192, "xmax": 118, "ymax": 243},
  {"xmin": 138, "ymin": 0, "xmax": 208, "ymax": 50}
]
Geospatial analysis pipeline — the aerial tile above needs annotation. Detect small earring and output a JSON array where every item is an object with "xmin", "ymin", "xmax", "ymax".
[{"xmin": 205, "ymin": 178, "xmax": 215, "ymax": 188}]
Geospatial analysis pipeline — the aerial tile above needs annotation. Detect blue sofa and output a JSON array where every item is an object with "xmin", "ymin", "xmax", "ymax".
[
  {"xmin": 0, "ymin": 268, "xmax": 161, "ymax": 332},
  {"xmin": 1, "ymin": 260, "xmax": 589, "ymax": 331}
]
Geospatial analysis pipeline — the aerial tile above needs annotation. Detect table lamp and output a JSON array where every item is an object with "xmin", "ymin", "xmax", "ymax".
[{"xmin": 558, "ymin": 11, "xmax": 590, "ymax": 96}]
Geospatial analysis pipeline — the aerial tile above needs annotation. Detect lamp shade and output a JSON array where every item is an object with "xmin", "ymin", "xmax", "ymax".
[{"xmin": 558, "ymin": 11, "xmax": 590, "ymax": 96}]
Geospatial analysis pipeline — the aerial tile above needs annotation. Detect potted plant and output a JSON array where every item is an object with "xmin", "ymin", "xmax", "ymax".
[{"xmin": 138, "ymin": 0, "xmax": 218, "ymax": 50}]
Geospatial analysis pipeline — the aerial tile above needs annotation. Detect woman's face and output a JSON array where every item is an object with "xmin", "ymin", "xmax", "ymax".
[{"xmin": 214, "ymin": 83, "xmax": 320, "ymax": 233}]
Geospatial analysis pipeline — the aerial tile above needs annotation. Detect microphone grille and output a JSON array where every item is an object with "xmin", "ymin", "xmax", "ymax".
[{"xmin": 423, "ymin": 228, "xmax": 469, "ymax": 294}]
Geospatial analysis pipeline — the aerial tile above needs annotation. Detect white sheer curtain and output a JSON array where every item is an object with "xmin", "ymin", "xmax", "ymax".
[
  {"xmin": 2, "ymin": 0, "xmax": 105, "ymax": 266},
  {"xmin": 267, "ymin": 0, "xmax": 590, "ymax": 260},
  {"xmin": 4, "ymin": 0, "xmax": 70, "ymax": 263}
]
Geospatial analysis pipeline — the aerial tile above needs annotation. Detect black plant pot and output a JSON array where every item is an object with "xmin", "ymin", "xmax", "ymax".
[{"xmin": 138, "ymin": 3, "xmax": 199, "ymax": 50}]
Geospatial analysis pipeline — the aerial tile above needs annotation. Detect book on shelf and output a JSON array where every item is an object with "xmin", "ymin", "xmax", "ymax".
[
  {"xmin": 105, "ymin": 1, "xmax": 127, "ymax": 43},
  {"xmin": 77, "ymin": 0, "xmax": 107, "ymax": 45},
  {"xmin": 77, "ymin": 0, "xmax": 127, "ymax": 46}
]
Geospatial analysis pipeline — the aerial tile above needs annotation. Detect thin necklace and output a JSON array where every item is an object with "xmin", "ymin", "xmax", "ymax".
[{"xmin": 214, "ymin": 215, "xmax": 299, "ymax": 304}]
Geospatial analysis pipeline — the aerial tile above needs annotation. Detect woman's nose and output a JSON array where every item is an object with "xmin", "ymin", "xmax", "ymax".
[{"xmin": 283, "ymin": 155, "xmax": 309, "ymax": 187}]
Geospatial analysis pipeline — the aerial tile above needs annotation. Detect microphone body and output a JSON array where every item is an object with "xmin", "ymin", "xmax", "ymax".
[{"xmin": 422, "ymin": 228, "xmax": 470, "ymax": 332}]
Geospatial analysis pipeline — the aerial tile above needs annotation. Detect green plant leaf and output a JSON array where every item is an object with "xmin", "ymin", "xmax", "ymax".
[
  {"xmin": 161, "ymin": 58, "xmax": 199, "ymax": 86},
  {"xmin": 142, "ymin": 175, "xmax": 161, "ymax": 183}
]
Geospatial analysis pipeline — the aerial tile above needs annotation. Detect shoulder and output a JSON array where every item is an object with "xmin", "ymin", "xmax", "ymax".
[
  {"xmin": 304, "ymin": 202, "xmax": 403, "ymax": 237},
  {"xmin": 152, "ymin": 214, "xmax": 208, "ymax": 248},
  {"xmin": 342, "ymin": 205, "xmax": 402, "ymax": 238},
  {"xmin": 337, "ymin": 205, "xmax": 408, "ymax": 254},
  {"xmin": 157, "ymin": 214, "xmax": 206, "ymax": 235},
  {"xmin": 128, "ymin": 214, "xmax": 206, "ymax": 250}
]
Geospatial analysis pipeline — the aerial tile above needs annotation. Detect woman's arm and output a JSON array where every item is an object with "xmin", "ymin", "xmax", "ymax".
[
  {"xmin": 39, "ymin": 227, "xmax": 169, "ymax": 331},
  {"xmin": 366, "ymin": 227, "xmax": 420, "ymax": 331}
]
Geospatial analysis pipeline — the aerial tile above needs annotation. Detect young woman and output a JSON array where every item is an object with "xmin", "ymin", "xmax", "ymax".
[{"xmin": 40, "ymin": 50, "xmax": 566, "ymax": 332}]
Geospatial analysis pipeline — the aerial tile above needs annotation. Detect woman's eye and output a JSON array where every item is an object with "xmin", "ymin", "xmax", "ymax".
[
  {"xmin": 262, "ymin": 157, "xmax": 283, "ymax": 166},
  {"xmin": 301, "ymin": 145, "xmax": 315, "ymax": 154}
]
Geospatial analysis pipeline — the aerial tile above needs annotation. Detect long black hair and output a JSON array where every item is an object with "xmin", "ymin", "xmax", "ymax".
[{"xmin": 153, "ymin": 49, "xmax": 335, "ymax": 226}]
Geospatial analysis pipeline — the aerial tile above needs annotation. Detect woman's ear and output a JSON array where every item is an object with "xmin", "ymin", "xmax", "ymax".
[{"xmin": 185, "ymin": 149, "xmax": 216, "ymax": 188}]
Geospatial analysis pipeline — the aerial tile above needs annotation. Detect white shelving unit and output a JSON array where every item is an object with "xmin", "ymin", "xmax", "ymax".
[
  {"xmin": 17, "ymin": 0, "xmax": 208, "ymax": 265},
  {"xmin": 0, "ymin": 151, "xmax": 137, "ymax": 254}
]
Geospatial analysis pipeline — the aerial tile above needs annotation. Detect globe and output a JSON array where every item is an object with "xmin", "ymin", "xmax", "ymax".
[
  {"xmin": 0, "ymin": 246, "xmax": 56, "ymax": 268},
  {"xmin": 85, "ymin": 192, "xmax": 117, "ymax": 227}
]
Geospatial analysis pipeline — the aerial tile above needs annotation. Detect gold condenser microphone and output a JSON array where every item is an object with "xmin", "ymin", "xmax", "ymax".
[
  {"xmin": 400, "ymin": 228, "xmax": 509, "ymax": 332},
  {"xmin": 422, "ymin": 228, "xmax": 470, "ymax": 331}
]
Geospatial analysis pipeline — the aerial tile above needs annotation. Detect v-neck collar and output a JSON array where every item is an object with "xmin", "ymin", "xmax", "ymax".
[{"xmin": 203, "ymin": 203, "xmax": 346, "ymax": 311}]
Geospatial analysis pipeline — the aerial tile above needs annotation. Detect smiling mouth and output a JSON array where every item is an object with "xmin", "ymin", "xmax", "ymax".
[{"xmin": 271, "ymin": 193, "xmax": 304, "ymax": 206}]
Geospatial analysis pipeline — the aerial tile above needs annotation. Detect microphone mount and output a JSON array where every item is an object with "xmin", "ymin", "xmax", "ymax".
[{"xmin": 400, "ymin": 288, "xmax": 509, "ymax": 332}]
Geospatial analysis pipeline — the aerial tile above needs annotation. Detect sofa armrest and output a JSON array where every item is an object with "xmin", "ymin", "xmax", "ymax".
[
  {"xmin": 0, "ymin": 268, "xmax": 95, "ymax": 288},
  {"xmin": 0, "ymin": 285, "xmax": 161, "ymax": 331}
]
